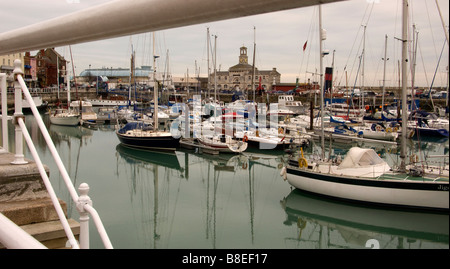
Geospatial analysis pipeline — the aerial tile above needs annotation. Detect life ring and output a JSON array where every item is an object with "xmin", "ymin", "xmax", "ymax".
[
  {"xmin": 375, "ymin": 125, "xmax": 382, "ymax": 132},
  {"xmin": 386, "ymin": 127, "xmax": 392, "ymax": 133},
  {"xmin": 243, "ymin": 135, "xmax": 248, "ymax": 142},
  {"xmin": 393, "ymin": 127, "xmax": 398, "ymax": 132},
  {"xmin": 298, "ymin": 157, "xmax": 308, "ymax": 168},
  {"xmin": 242, "ymin": 162, "xmax": 248, "ymax": 169},
  {"xmin": 278, "ymin": 127, "xmax": 284, "ymax": 134}
]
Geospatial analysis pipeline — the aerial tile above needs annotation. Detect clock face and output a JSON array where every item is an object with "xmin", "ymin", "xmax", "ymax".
[{"xmin": 239, "ymin": 57, "xmax": 247, "ymax": 64}]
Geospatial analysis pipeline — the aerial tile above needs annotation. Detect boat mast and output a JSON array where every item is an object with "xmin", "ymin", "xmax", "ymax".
[
  {"xmin": 251, "ymin": 26, "xmax": 256, "ymax": 102},
  {"xmin": 214, "ymin": 34, "xmax": 217, "ymax": 103},
  {"xmin": 400, "ymin": 0, "xmax": 408, "ymax": 172},
  {"xmin": 434, "ymin": 0, "xmax": 449, "ymax": 111},
  {"xmin": 153, "ymin": 32, "xmax": 159, "ymax": 132},
  {"xmin": 361, "ymin": 25, "xmax": 366, "ymax": 112},
  {"xmin": 319, "ymin": 4, "xmax": 325, "ymax": 159},
  {"xmin": 411, "ymin": 25, "xmax": 418, "ymax": 111},
  {"xmin": 207, "ymin": 27, "xmax": 211, "ymax": 99},
  {"xmin": 381, "ymin": 34, "xmax": 388, "ymax": 111}
]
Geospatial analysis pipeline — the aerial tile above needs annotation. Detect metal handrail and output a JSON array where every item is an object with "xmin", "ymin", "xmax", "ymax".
[
  {"xmin": 0, "ymin": 61, "xmax": 113, "ymax": 249},
  {"xmin": 17, "ymin": 116, "xmax": 80, "ymax": 249},
  {"xmin": 16, "ymin": 63, "xmax": 113, "ymax": 249}
]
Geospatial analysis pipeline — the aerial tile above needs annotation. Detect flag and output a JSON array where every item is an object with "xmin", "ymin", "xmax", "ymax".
[{"xmin": 302, "ymin": 41, "xmax": 308, "ymax": 52}]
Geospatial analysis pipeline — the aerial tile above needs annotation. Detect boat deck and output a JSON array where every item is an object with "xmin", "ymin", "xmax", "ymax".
[{"xmin": 379, "ymin": 171, "xmax": 449, "ymax": 183}]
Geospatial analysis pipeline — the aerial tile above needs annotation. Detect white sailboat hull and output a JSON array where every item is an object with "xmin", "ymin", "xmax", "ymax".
[
  {"xmin": 284, "ymin": 166, "xmax": 449, "ymax": 211},
  {"xmin": 50, "ymin": 115, "xmax": 80, "ymax": 126},
  {"xmin": 198, "ymin": 136, "xmax": 248, "ymax": 153}
]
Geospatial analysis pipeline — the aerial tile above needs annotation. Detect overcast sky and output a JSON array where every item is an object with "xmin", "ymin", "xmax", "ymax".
[{"xmin": 1, "ymin": 0, "xmax": 448, "ymax": 88}]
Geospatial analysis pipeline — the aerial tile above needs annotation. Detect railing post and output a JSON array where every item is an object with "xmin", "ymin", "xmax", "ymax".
[
  {"xmin": 77, "ymin": 183, "xmax": 92, "ymax": 249},
  {"xmin": 1, "ymin": 73, "xmax": 8, "ymax": 152},
  {"xmin": 11, "ymin": 60, "xmax": 27, "ymax": 165}
]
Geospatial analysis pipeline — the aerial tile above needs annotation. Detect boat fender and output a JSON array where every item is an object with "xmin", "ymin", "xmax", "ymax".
[
  {"xmin": 280, "ymin": 166, "xmax": 287, "ymax": 180},
  {"xmin": 409, "ymin": 154, "xmax": 419, "ymax": 163},
  {"xmin": 298, "ymin": 157, "xmax": 308, "ymax": 168}
]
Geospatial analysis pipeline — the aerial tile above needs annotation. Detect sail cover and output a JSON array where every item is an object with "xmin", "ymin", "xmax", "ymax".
[{"xmin": 338, "ymin": 147, "xmax": 387, "ymax": 169}]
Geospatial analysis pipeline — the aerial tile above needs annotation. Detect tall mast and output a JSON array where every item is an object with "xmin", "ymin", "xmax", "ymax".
[
  {"xmin": 207, "ymin": 27, "xmax": 211, "ymax": 99},
  {"xmin": 381, "ymin": 34, "xmax": 388, "ymax": 111},
  {"xmin": 153, "ymin": 32, "xmax": 159, "ymax": 132},
  {"xmin": 214, "ymin": 34, "xmax": 217, "ymax": 103},
  {"xmin": 361, "ymin": 25, "xmax": 366, "ymax": 112},
  {"xmin": 411, "ymin": 25, "xmax": 418, "ymax": 111},
  {"xmin": 319, "ymin": 4, "xmax": 325, "ymax": 159},
  {"xmin": 400, "ymin": 0, "xmax": 408, "ymax": 172},
  {"xmin": 251, "ymin": 26, "xmax": 256, "ymax": 102}
]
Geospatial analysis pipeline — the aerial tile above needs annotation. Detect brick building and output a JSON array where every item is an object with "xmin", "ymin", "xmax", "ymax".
[{"xmin": 35, "ymin": 48, "xmax": 67, "ymax": 88}]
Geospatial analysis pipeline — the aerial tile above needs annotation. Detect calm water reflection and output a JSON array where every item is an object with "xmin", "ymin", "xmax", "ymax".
[{"xmin": 2, "ymin": 113, "xmax": 448, "ymax": 249}]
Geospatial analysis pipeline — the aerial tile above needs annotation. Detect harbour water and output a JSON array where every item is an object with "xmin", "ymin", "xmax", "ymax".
[{"xmin": 2, "ymin": 113, "xmax": 449, "ymax": 249}]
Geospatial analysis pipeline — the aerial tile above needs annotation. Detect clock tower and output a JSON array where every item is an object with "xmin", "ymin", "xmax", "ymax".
[{"xmin": 238, "ymin": 46, "xmax": 248, "ymax": 64}]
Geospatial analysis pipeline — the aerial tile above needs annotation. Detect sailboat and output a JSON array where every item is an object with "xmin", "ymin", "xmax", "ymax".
[
  {"xmin": 280, "ymin": 2, "xmax": 449, "ymax": 211},
  {"xmin": 116, "ymin": 32, "xmax": 180, "ymax": 151},
  {"xmin": 196, "ymin": 32, "xmax": 248, "ymax": 154},
  {"xmin": 50, "ymin": 61, "xmax": 81, "ymax": 126}
]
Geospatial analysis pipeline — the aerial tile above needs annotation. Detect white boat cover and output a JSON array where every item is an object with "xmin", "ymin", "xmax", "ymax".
[{"xmin": 338, "ymin": 147, "xmax": 386, "ymax": 169}]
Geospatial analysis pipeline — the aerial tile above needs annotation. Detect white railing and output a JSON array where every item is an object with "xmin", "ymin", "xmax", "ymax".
[
  {"xmin": 0, "ymin": 213, "xmax": 46, "ymax": 249},
  {"xmin": 0, "ymin": 60, "xmax": 113, "ymax": 249}
]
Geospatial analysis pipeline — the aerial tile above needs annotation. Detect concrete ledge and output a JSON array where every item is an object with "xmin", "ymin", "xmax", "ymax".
[
  {"xmin": 21, "ymin": 218, "xmax": 80, "ymax": 249},
  {"xmin": 0, "ymin": 151, "xmax": 50, "ymax": 202},
  {"xmin": 0, "ymin": 197, "xmax": 67, "ymax": 226}
]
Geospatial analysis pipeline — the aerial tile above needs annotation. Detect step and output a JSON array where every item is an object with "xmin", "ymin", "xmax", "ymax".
[
  {"xmin": 0, "ymin": 197, "xmax": 68, "ymax": 226},
  {"xmin": 0, "ymin": 218, "xmax": 80, "ymax": 249},
  {"xmin": 0, "ymin": 151, "xmax": 50, "ymax": 203}
]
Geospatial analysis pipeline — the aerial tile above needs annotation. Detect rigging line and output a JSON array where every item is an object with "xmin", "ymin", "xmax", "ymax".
[
  {"xmin": 424, "ymin": 0, "xmax": 441, "ymax": 73},
  {"xmin": 298, "ymin": 6, "xmax": 316, "ymax": 81},
  {"xmin": 389, "ymin": 0, "xmax": 401, "ymax": 89},
  {"xmin": 428, "ymin": 38, "xmax": 447, "ymax": 112},
  {"xmin": 349, "ymin": 52, "xmax": 363, "ymax": 114},
  {"xmin": 337, "ymin": 2, "xmax": 373, "ymax": 88}
]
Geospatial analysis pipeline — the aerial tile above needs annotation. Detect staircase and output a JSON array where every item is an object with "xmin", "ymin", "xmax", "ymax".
[{"xmin": 0, "ymin": 150, "xmax": 80, "ymax": 249}]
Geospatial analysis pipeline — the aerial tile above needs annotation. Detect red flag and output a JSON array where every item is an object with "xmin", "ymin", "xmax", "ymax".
[{"xmin": 302, "ymin": 41, "xmax": 307, "ymax": 51}]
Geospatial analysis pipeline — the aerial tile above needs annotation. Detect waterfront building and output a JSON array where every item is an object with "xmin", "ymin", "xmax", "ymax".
[
  {"xmin": 79, "ymin": 66, "xmax": 153, "ymax": 86},
  {"xmin": 35, "ymin": 48, "xmax": 67, "ymax": 88},
  {"xmin": 210, "ymin": 46, "xmax": 281, "ymax": 94}
]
